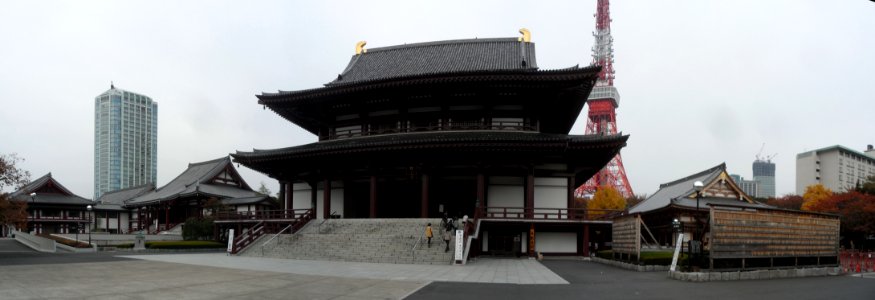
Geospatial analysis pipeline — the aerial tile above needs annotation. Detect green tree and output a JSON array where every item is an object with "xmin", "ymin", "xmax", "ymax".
[
  {"xmin": 858, "ymin": 175, "xmax": 875, "ymax": 195},
  {"xmin": 257, "ymin": 182, "xmax": 271, "ymax": 196},
  {"xmin": 0, "ymin": 153, "xmax": 30, "ymax": 231},
  {"xmin": 801, "ymin": 184, "xmax": 833, "ymax": 211}
]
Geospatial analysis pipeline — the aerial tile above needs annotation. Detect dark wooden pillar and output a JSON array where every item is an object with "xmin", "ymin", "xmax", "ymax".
[
  {"xmin": 309, "ymin": 181, "xmax": 318, "ymax": 211},
  {"xmin": 525, "ymin": 172, "xmax": 534, "ymax": 219},
  {"xmin": 105, "ymin": 211, "xmax": 109, "ymax": 231},
  {"xmin": 287, "ymin": 182, "xmax": 294, "ymax": 211},
  {"xmin": 117, "ymin": 212, "xmax": 121, "ymax": 234},
  {"xmin": 476, "ymin": 173, "xmax": 485, "ymax": 214},
  {"xmin": 164, "ymin": 202, "xmax": 169, "ymax": 229},
  {"xmin": 421, "ymin": 173, "xmax": 429, "ymax": 218},
  {"xmin": 567, "ymin": 177, "xmax": 576, "ymax": 219},
  {"xmin": 583, "ymin": 224, "xmax": 590, "ymax": 257},
  {"xmin": 322, "ymin": 179, "xmax": 331, "ymax": 219},
  {"xmin": 279, "ymin": 181, "xmax": 288, "ymax": 210},
  {"xmin": 369, "ymin": 176, "xmax": 377, "ymax": 218}
]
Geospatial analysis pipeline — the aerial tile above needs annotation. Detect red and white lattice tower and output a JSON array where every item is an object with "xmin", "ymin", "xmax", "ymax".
[{"xmin": 576, "ymin": 0, "xmax": 634, "ymax": 199}]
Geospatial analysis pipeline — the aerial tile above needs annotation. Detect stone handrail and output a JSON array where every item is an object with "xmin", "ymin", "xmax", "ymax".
[{"xmin": 13, "ymin": 230, "xmax": 56, "ymax": 252}]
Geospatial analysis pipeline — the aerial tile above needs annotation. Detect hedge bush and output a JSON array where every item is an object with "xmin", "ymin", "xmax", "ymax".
[
  {"xmin": 596, "ymin": 250, "xmax": 690, "ymax": 266},
  {"xmin": 112, "ymin": 241, "xmax": 224, "ymax": 249}
]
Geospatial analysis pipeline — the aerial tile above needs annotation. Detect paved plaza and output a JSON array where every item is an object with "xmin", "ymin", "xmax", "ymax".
[{"xmin": 1, "ymin": 241, "xmax": 874, "ymax": 300}]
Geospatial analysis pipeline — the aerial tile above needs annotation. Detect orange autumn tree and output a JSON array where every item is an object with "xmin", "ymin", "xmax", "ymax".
[
  {"xmin": 801, "ymin": 184, "xmax": 833, "ymax": 211},
  {"xmin": 588, "ymin": 185, "xmax": 626, "ymax": 219}
]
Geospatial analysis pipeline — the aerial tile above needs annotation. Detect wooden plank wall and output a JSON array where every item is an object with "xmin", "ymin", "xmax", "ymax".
[
  {"xmin": 710, "ymin": 207, "xmax": 839, "ymax": 259},
  {"xmin": 612, "ymin": 215, "xmax": 639, "ymax": 255}
]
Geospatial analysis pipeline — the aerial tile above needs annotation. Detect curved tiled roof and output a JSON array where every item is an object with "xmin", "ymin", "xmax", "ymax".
[
  {"xmin": 9, "ymin": 173, "xmax": 93, "ymax": 206},
  {"xmin": 96, "ymin": 183, "xmax": 155, "ymax": 205},
  {"xmin": 327, "ymin": 38, "xmax": 537, "ymax": 87},
  {"xmin": 233, "ymin": 131, "xmax": 628, "ymax": 162},
  {"xmin": 628, "ymin": 164, "xmax": 725, "ymax": 214},
  {"xmin": 126, "ymin": 157, "xmax": 258, "ymax": 206}
]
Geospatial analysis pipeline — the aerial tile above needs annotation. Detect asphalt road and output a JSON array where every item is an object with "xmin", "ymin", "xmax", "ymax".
[{"xmin": 408, "ymin": 259, "xmax": 875, "ymax": 300}]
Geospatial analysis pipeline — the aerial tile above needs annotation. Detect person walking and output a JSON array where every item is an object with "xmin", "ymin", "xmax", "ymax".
[
  {"xmin": 443, "ymin": 217, "xmax": 455, "ymax": 252},
  {"xmin": 425, "ymin": 223, "xmax": 434, "ymax": 248}
]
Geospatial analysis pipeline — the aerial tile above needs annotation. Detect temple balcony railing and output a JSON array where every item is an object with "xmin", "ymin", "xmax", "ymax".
[
  {"xmin": 214, "ymin": 209, "xmax": 314, "ymax": 223},
  {"xmin": 327, "ymin": 121, "xmax": 536, "ymax": 140},
  {"xmin": 478, "ymin": 207, "xmax": 623, "ymax": 221}
]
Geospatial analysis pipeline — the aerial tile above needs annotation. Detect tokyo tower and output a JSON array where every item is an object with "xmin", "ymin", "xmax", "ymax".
[{"xmin": 576, "ymin": 0, "xmax": 634, "ymax": 198}]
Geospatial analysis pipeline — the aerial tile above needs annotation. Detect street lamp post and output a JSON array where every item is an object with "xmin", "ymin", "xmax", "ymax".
[
  {"xmin": 86, "ymin": 205, "xmax": 93, "ymax": 246},
  {"xmin": 29, "ymin": 192, "xmax": 36, "ymax": 233}
]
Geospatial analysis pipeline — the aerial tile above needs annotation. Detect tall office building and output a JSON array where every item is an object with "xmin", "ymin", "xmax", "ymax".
[
  {"xmin": 94, "ymin": 84, "xmax": 158, "ymax": 199},
  {"xmin": 796, "ymin": 145, "xmax": 875, "ymax": 194},
  {"xmin": 730, "ymin": 174, "xmax": 758, "ymax": 198},
  {"xmin": 753, "ymin": 159, "xmax": 776, "ymax": 198}
]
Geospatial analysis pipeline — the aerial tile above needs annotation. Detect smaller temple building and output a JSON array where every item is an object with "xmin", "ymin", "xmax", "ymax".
[
  {"xmin": 124, "ymin": 156, "xmax": 275, "ymax": 234},
  {"xmin": 9, "ymin": 173, "xmax": 94, "ymax": 235},
  {"xmin": 616, "ymin": 163, "xmax": 840, "ymax": 270}
]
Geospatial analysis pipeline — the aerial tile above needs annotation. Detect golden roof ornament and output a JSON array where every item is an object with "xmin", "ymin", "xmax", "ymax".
[
  {"xmin": 518, "ymin": 28, "xmax": 531, "ymax": 43},
  {"xmin": 355, "ymin": 41, "xmax": 367, "ymax": 55}
]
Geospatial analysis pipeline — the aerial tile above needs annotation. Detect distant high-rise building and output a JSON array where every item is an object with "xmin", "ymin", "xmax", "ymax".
[
  {"xmin": 730, "ymin": 174, "xmax": 758, "ymax": 198},
  {"xmin": 796, "ymin": 145, "xmax": 875, "ymax": 195},
  {"xmin": 94, "ymin": 84, "xmax": 157, "ymax": 199},
  {"xmin": 753, "ymin": 160, "xmax": 775, "ymax": 198}
]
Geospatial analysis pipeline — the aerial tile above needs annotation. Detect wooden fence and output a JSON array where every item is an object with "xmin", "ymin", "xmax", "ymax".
[
  {"xmin": 710, "ymin": 204, "xmax": 840, "ymax": 259},
  {"xmin": 612, "ymin": 214, "xmax": 640, "ymax": 258}
]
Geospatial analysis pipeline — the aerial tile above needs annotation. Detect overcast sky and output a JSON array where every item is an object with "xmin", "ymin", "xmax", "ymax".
[{"xmin": 1, "ymin": 0, "xmax": 873, "ymax": 199}]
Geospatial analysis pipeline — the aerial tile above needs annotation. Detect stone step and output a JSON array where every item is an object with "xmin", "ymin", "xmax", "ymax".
[{"xmin": 240, "ymin": 218, "xmax": 457, "ymax": 265}]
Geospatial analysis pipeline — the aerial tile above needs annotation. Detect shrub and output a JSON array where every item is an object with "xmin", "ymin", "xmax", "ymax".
[
  {"xmin": 182, "ymin": 217, "xmax": 214, "ymax": 241},
  {"xmin": 144, "ymin": 241, "xmax": 224, "ymax": 249}
]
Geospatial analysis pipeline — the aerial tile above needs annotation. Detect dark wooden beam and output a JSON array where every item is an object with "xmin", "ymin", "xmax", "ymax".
[
  {"xmin": 323, "ymin": 179, "xmax": 331, "ymax": 219},
  {"xmin": 421, "ymin": 173, "xmax": 429, "ymax": 218}
]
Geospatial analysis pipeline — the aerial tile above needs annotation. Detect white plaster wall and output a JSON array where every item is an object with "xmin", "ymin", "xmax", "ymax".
[
  {"xmin": 487, "ymin": 185, "xmax": 524, "ymax": 216},
  {"xmin": 522, "ymin": 231, "xmax": 528, "ymax": 254},
  {"xmin": 488, "ymin": 176, "xmax": 524, "ymax": 216},
  {"xmin": 481, "ymin": 231, "xmax": 489, "ymax": 252},
  {"xmin": 316, "ymin": 181, "xmax": 344, "ymax": 219},
  {"xmin": 120, "ymin": 212, "xmax": 130, "ymax": 233},
  {"xmin": 534, "ymin": 177, "xmax": 567, "ymax": 219},
  {"xmin": 292, "ymin": 183, "xmax": 312, "ymax": 210},
  {"xmin": 535, "ymin": 232, "xmax": 577, "ymax": 253}
]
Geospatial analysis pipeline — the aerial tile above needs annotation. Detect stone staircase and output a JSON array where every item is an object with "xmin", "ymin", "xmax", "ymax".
[{"xmin": 240, "ymin": 218, "xmax": 456, "ymax": 265}]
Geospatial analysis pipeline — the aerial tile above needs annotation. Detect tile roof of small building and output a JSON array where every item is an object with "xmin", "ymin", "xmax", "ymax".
[
  {"xmin": 629, "ymin": 163, "xmax": 721, "ymax": 214},
  {"xmin": 96, "ymin": 183, "xmax": 155, "ymax": 205},
  {"xmin": 9, "ymin": 173, "xmax": 93, "ymax": 206},
  {"xmin": 126, "ymin": 157, "xmax": 259, "ymax": 206},
  {"xmin": 326, "ymin": 38, "xmax": 538, "ymax": 87}
]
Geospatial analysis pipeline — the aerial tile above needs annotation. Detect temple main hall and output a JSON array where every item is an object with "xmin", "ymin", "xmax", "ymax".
[{"xmin": 232, "ymin": 30, "xmax": 628, "ymax": 257}]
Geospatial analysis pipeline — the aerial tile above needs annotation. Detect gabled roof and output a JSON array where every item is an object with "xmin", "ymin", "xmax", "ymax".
[
  {"xmin": 126, "ymin": 157, "xmax": 258, "ymax": 206},
  {"xmin": 629, "ymin": 163, "xmax": 760, "ymax": 214},
  {"xmin": 327, "ymin": 38, "xmax": 537, "ymax": 87},
  {"xmin": 9, "ymin": 173, "xmax": 93, "ymax": 206},
  {"xmin": 96, "ymin": 183, "xmax": 155, "ymax": 205}
]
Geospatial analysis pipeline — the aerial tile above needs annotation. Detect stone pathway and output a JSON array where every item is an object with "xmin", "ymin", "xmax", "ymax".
[{"xmin": 121, "ymin": 253, "xmax": 569, "ymax": 284}]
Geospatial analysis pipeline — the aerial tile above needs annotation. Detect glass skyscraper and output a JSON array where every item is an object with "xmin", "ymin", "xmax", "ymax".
[
  {"xmin": 94, "ymin": 84, "xmax": 157, "ymax": 199},
  {"xmin": 753, "ymin": 160, "xmax": 776, "ymax": 198}
]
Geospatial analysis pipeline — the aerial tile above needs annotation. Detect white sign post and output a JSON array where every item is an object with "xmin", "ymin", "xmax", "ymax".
[
  {"xmin": 454, "ymin": 229, "xmax": 464, "ymax": 264},
  {"xmin": 226, "ymin": 229, "xmax": 235, "ymax": 255},
  {"xmin": 670, "ymin": 233, "xmax": 684, "ymax": 272}
]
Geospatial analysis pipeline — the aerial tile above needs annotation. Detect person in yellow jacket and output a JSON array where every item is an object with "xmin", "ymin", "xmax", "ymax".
[{"xmin": 425, "ymin": 223, "xmax": 434, "ymax": 248}]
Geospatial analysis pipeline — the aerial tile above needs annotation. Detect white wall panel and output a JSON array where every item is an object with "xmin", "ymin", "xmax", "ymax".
[{"xmin": 535, "ymin": 232, "xmax": 577, "ymax": 253}]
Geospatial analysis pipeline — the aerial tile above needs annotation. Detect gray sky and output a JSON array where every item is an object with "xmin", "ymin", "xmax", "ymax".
[{"xmin": 1, "ymin": 0, "xmax": 873, "ymax": 198}]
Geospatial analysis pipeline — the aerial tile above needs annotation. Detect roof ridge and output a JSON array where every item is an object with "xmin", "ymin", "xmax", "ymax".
[
  {"xmin": 188, "ymin": 156, "xmax": 231, "ymax": 167},
  {"xmin": 364, "ymin": 37, "xmax": 520, "ymax": 53},
  {"xmin": 658, "ymin": 163, "xmax": 726, "ymax": 188}
]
